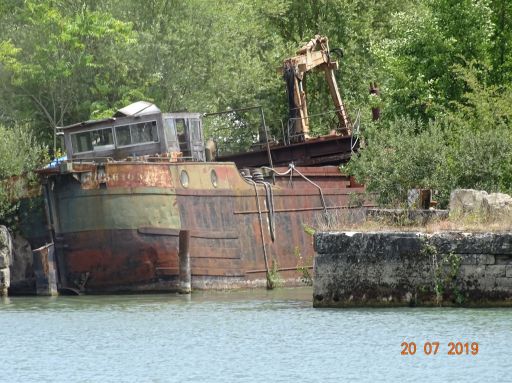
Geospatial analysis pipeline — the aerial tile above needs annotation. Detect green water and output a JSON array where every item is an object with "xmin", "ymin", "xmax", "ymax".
[{"xmin": 0, "ymin": 287, "xmax": 510, "ymax": 382}]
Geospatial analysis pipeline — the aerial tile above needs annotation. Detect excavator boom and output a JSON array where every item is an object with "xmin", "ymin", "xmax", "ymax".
[{"xmin": 282, "ymin": 35, "xmax": 350, "ymax": 141}]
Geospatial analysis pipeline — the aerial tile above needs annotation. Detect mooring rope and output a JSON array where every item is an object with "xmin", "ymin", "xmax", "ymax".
[
  {"xmin": 263, "ymin": 164, "xmax": 327, "ymax": 212},
  {"xmin": 247, "ymin": 178, "xmax": 271, "ymax": 288},
  {"xmin": 259, "ymin": 181, "xmax": 276, "ymax": 242}
]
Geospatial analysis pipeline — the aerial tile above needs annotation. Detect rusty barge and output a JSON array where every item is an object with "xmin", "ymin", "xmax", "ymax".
[
  {"xmin": 33, "ymin": 35, "xmax": 371, "ymax": 294},
  {"xmin": 37, "ymin": 104, "xmax": 368, "ymax": 293}
]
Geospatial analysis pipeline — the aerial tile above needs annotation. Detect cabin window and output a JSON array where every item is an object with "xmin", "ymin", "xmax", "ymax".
[
  {"xmin": 175, "ymin": 119, "xmax": 186, "ymax": 136},
  {"xmin": 163, "ymin": 118, "xmax": 180, "ymax": 152},
  {"xmin": 163, "ymin": 118, "xmax": 176, "ymax": 141},
  {"xmin": 190, "ymin": 119, "xmax": 201, "ymax": 140},
  {"xmin": 175, "ymin": 119, "xmax": 189, "ymax": 155},
  {"xmin": 71, "ymin": 127, "xmax": 114, "ymax": 154},
  {"xmin": 115, "ymin": 125, "xmax": 131, "ymax": 146},
  {"xmin": 115, "ymin": 121, "xmax": 159, "ymax": 147}
]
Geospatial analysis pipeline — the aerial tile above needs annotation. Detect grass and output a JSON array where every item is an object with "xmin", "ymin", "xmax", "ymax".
[{"xmin": 313, "ymin": 208, "xmax": 512, "ymax": 233}]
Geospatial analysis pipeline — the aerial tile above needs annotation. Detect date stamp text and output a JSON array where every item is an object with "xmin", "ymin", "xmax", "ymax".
[{"xmin": 401, "ymin": 341, "xmax": 479, "ymax": 355}]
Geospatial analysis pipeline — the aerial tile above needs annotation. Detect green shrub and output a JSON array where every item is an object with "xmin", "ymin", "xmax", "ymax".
[
  {"xmin": 0, "ymin": 124, "xmax": 48, "ymax": 221},
  {"xmin": 346, "ymin": 117, "xmax": 446, "ymax": 206}
]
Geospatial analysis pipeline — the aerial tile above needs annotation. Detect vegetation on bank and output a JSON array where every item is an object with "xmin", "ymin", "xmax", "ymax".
[
  {"xmin": 0, "ymin": 0, "xmax": 511, "ymax": 216},
  {"xmin": 314, "ymin": 207, "xmax": 512, "ymax": 234},
  {"xmin": 347, "ymin": 64, "xmax": 512, "ymax": 207},
  {"xmin": 0, "ymin": 124, "xmax": 48, "ymax": 222}
]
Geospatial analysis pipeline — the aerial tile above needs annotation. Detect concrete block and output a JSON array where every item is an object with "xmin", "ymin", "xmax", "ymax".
[
  {"xmin": 0, "ymin": 254, "xmax": 7, "ymax": 269},
  {"xmin": 0, "ymin": 268, "xmax": 10, "ymax": 296},
  {"xmin": 460, "ymin": 265, "xmax": 486, "ymax": 279},
  {"xmin": 485, "ymin": 265, "xmax": 507, "ymax": 278},
  {"xmin": 485, "ymin": 193, "xmax": 512, "ymax": 219},
  {"xmin": 479, "ymin": 275, "xmax": 497, "ymax": 290},
  {"xmin": 475, "ymin": 254, "xmax": 496, "ymax": 265},
  {"xmin": 10, "ymin": 233, "xmax": 33, "ymax": 284},
  {"xmin": 314, "ymin": 231, "xmax": 512, "ymax": 307},
  {"xmin": 495, "ymin": 278, "xmax": 512, "ymax": 290},
  {"xmin": 0, "ymin": 226, "xmax": 12, "ymax": 269},
  {"xmin": 449, "ymin": 189, "xmax": 488, "ymax": 215},
  {"xmin": 431, "ymin": 233, "xmax": 512, "ymax": 255},
  {"xmin": 461, "ymin": 254, "xmax": 495, "ymax": 265},
  {"xmin": 494, "ymin": 255, "xmax": 512, "ymax": 265}
]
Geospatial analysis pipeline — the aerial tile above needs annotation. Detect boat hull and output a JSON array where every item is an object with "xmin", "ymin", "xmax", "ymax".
[{"xmin": 42, "ymin": 161, "xmax": 370, "ymax": 293}]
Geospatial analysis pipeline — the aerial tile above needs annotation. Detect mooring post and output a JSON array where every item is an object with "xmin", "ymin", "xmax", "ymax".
[
  {"xmin": 178, "ymin": 230, "xmax": 191, "ymax": 294},
  {"xmin": 32, "ymin": 243, "xmax": 58, "ymax": 296}
]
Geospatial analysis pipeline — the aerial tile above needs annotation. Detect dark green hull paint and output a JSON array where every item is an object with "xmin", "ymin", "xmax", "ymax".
[{"xmin": 57, "ymin": 189, "xmax": 180, "ymax": 233}]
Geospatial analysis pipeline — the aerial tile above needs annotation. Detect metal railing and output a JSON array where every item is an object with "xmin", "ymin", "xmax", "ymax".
[{"xmin": 203, "ymin": 105, "xmax": 360, "ymax": 158}]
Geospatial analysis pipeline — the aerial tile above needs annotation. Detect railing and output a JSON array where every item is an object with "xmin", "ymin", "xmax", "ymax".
[{"xmin": 204, "ymin": 106, "xmax": 356, "ymax": 154}]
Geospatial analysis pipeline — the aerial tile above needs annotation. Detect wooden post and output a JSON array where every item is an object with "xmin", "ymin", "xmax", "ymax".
[
  {"xmin": 32, "ymin": 243, "xmax": 58, "ymax": 296},
  {"xmin": 178, "ymin": 230, "xmax": 191, "ymax": 294}
]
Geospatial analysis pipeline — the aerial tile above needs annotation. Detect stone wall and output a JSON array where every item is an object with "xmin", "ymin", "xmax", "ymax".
[
  {"xmin": 0, "ymin": 226, "xmax": 12, "ymax": 296},
  {"xmin": 9, "ymin": 233, "xmax": 35, "ymax": 294},
  {"xmin": 313, "ymin": 231, "xmax": 512, "ymax": 307},
  {"xmin": 0, "ymin": 225, "xmax": 39, "ymax": 295}
]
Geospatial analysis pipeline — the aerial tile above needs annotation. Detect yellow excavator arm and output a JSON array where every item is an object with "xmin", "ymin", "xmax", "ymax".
[{"xmin": 282, "ymin": 35, "xmax": 351, "ymax": 140}]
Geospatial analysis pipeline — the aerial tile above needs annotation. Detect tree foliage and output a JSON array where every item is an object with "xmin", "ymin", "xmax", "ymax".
[
  {"xmin": 0, "ymin": 123, "xmax": 48, "ymax": 218},
  {"xmin": 0, "ymin": 0, "xmax": 511, "ymax": 208},
  {"xmin": 0, "ymin": 1, "xmax": 144, "ymax": 142},
  {"xmin": 349, "ymin": 64, "xmax": 512, "ymax": 207}
]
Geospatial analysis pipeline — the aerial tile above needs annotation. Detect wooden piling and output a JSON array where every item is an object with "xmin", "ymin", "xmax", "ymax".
[
  {"xmin": 32, "ymin": 243, "xmax": 58, "ymax": 296},
  {"xmin": 178, "ymin": 230, "xmax": 191, "ymax": 294}
]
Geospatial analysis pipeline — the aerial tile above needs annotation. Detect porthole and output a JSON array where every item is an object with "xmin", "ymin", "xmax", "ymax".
[
  {"xmin": 180, "ymin": 170, "xmax": 189, "ymax": 188},
  {"xmin": 210, "ymin": 169, "xmax": 218, "ymax": 188}
]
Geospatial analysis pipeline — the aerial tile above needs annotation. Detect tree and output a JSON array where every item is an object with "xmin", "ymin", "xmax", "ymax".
[
  {"xmin": 348, "ymin": 65, "xmax": 512, "ymax": 207},
  {"xmin": 107, "ymin": 0, "xmax": 288, "ymax": 144},
  {"xmin": 373, "ymin": 0, "xmax": 495, "ymax": 120},
  {"xmin": 489, "ymin": 0, "xmax": 512, "ymax": 84},
  {"xmin": 0, "ymin": 1, "xmax": 149, "ymax": 152},
  {"xmin": 262, "ymin": 0, "xmax": 413, "ymax": 132},
  {"xmin": 0, "ymin": 123, "xmax": 48, "ymax": 220}
]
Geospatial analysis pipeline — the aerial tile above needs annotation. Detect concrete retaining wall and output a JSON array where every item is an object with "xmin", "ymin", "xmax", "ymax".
[{"xmin": 313, "ymin": 231, "xmax": 512, "ymax": 307}]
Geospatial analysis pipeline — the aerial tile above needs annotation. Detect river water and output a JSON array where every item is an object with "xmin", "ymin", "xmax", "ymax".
[{"xmin": 0, "ymin": 287, "xmax": 510, "ymax": 382}]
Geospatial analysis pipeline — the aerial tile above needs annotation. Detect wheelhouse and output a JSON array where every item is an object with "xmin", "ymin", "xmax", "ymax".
[{"xmin": 61, "ymin": 101, "xmax": 205, "ymax": 162}]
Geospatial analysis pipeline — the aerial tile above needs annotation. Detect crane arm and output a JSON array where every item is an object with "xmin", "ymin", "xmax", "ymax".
[{"xmin": 282, "ymin": 35, "xmax": 351, "ymax": 140}]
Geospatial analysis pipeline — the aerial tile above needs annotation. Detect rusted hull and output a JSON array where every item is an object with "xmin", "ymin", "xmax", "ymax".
[{"xmin": 42, "ymin": 161, "xmax": 371, "ymax": 293}]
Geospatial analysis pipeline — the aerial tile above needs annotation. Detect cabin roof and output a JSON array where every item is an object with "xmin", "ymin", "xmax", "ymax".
[
  {"xmin": 59, "ymin": 101, "xmax": 162, "ymax": 131},
  {"xmin": 58, "ymin": 102, "xmax": 204, "ymax": 133},
  {"xmin": 59, "ymin": 117, "xmax": 115, "ymax": 131},
  {"xmin": 114, "ymin": 101, "xmax": 161, "ymax": 117}
]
